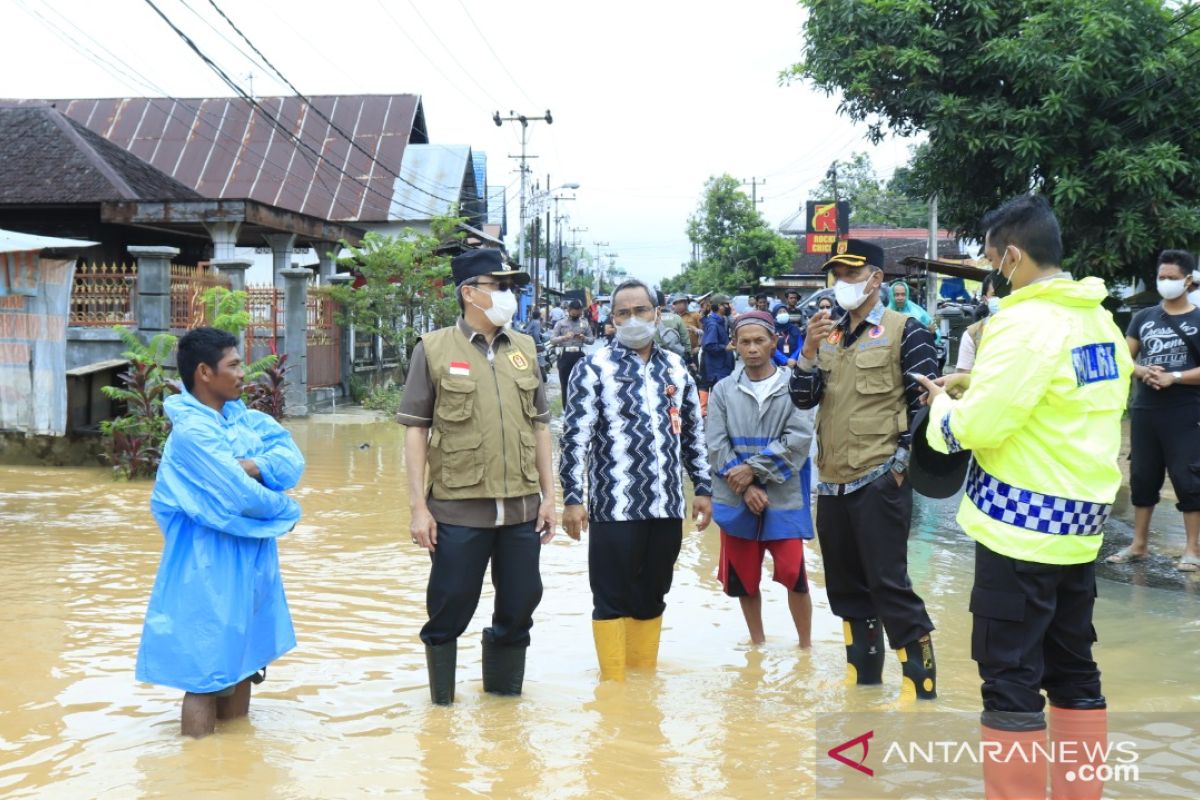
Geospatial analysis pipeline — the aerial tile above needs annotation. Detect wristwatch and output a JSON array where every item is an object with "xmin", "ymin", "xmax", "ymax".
[{"xmin": 1173, "ymin": 371, "xmax": 1183, "ymax": 381}]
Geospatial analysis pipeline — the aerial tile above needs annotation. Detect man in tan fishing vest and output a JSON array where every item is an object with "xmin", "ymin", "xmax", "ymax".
[
  {"xmin": 396, "ymin": 248, "xmax": 556, "ymax": 705},
  {"xmin": 789, "ymin": 239, "xmax": 939, "ymax": 701}
]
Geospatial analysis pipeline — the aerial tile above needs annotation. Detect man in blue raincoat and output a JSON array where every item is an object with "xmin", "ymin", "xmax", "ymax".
[{"xmin": 136, "ymin": 327, "xmax": 304, "ymax": 737}]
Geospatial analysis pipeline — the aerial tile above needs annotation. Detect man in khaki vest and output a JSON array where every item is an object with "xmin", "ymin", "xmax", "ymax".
[
  {"xmin": 396, "ymin": 248, "xmax": 556, "ymax": 705},
  {"xmin": 789, "ymin": 240, "xmax": 939, "ymax": 701}
]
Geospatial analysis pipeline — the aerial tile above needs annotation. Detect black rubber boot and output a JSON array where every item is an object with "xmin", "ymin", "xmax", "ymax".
[
  {"xmin": 425, "ymin": 641, "xmax": 456, "ymax": 705},
  {"xmin": 843, "ymin": 617, "xmax": 885, "ymax": 685},
  {"xmin": 898, "ymin": 634, "xmax": 937, "ymax": 700},
  {"xmin": 481, "ymin": 640, "xmax": 527, "ymax": 696}
]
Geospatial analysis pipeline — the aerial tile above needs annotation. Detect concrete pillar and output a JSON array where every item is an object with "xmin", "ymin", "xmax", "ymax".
[
  {"xmin": 329, "ymin": 273, "xmax": 354, "ymax": 396},
  {"xmin": 280, "ymin": 267, "xmax": 310, "ymax": 417},
  {"xmin": 314, "ymin": 240, "xmax": 339, "ymax": 283},
  {"xmin": 210, "ymin": 257, "xmax": 251, "ymax": 292},
  {"xmin": 129, "ymin": 245, "xmax": 178, "ymax": 336},
  {"xmin": 203, "ymin": 221, "xmax": 242, "ymax": 260},
  {"xmin": 264, "ymin": 232, "xmax": 297, "ymax": 291}
]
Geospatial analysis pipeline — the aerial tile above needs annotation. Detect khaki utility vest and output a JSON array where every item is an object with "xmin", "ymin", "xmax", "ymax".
[
  {"xmin": 421, "ymin": 325, "xmax": 542, "ymax": 500},
  {"xmin": 815, "ymin": 308, "xmax": 909, "ymax": 484}
]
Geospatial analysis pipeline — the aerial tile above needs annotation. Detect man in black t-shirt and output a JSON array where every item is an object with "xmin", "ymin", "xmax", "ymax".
[{"xmin": 1110, "ymin": 250, "xmax": 1200, "ymax": 570}]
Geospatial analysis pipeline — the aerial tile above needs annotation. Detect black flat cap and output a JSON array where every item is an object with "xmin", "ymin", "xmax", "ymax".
[
  {"xmin": 908, "ymin": 405, "xmax": 972, "ymax": 500},
  {"xmin": 822, "ymin": 239, "xmax": 885, "ymax": 271},
  {"xmin": 451, "ymin": 248, "xmax": 530, "ymax": 287}
]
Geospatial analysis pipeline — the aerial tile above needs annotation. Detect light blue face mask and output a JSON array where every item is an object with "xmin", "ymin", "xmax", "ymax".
[{"xmin": 987, "ymin": 297, "xmax": 1002, "ymax": 316}]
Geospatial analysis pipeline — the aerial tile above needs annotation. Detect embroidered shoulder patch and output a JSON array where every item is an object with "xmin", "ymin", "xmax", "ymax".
[{"xmin": 1070, "ymin": 343, "xmax": 1119, "ymax": 386}]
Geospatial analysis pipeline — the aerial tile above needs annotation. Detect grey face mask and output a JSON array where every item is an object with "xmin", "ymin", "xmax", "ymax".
[{"xmin": 615, "ymin": 316, "xmax": 656, "ymax": 349}]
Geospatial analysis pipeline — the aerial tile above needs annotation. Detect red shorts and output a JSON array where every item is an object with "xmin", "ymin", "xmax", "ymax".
[{"xmin": 717, "ymin": 531, "xmax": 808, "ymax": 597}]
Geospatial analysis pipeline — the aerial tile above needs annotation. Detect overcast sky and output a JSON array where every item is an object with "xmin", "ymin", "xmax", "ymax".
[{"xmin": 3, "ymin": 0, "xmax": 919, "ymax": 285}]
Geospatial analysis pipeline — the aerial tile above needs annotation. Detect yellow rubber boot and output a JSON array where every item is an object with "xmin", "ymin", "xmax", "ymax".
[
  {"xmin": 843, "ymin": 618, "xmax": 884, "ymax": 686},
  {"xmin": 897, "ymin": 634, "xmax": 937, "ymax": 701},
  {"xmin": 592, "ymin": 619, "xmax": 626, "ymax": 681},
  {"xmin": 624, "ymin": 616, "xmax": 663, "ymax": 669}
]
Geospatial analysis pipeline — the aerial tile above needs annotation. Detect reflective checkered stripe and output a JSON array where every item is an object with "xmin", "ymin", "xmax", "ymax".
[
  {"xmin": 966, "ymin": 463, "xmax": 1109, "ymax": 536},
  {"xmin": 941, "ymin": 413, "xmax": 965, "ymax": 454}
]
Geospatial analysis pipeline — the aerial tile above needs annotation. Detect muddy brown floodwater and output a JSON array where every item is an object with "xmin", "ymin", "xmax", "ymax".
[{"xmin": 2, "ymin": 413, "xmax": 1199, "ymax": 798}]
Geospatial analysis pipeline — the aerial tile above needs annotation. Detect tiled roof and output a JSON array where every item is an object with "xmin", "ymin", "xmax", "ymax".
[{"xmin": 0, "ymin": 105, "xmax": 200, "ymax": 204}]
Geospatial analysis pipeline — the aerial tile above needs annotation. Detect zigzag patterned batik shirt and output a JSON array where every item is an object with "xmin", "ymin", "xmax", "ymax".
[{"xmin": 560, "ymin": 341, "xmax": 712, "ymax": 522}]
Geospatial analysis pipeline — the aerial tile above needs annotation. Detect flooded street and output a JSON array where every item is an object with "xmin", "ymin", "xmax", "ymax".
[{"xmin": 2, "ymin": 414, "xmax": 1200, "ymax": 799}]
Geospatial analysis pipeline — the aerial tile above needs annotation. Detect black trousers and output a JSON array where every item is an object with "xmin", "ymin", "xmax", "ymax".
[
  {"xmin": 558, "ymin": 349, "xmax": 585, "ymax": 401},
  {"xmin": 589, "ymin": 518, "xmax": 683, "ymax": 620},
  {"xmin": 816, "ymin": 473, "xmax": 933, "ymax": 649},
  {"xmin": 971, "ymin": 542, "xmax": 1101, "ymax": 714},
  {"xmin": 420, "ymin": 521, "xmax": 543, "ymax": 647},
  {"xmin": 1129, "ymin": 404, "xmax": 1200, "ymax": 511}
]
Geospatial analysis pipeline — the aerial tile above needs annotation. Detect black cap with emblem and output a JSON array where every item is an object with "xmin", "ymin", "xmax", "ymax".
[
  {"xmin": 822, "ymin": 239, "xmax": 885, "ymax": 272},
  {"xmin": 908, "ymin": 405, "xmax": 972, "ymax": 499},
  {"xmin": 451, "ymin": 248, "xmax": 531, "ymax": 287}
]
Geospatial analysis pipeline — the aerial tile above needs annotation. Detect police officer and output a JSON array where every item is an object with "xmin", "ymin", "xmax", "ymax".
[
  {"xmin": 919, "ymin": 195, "xmax": 1132, "ymax": 799},
  {"xmin": 548, "ymin": 299, "xmax": 594, "ymax": 399},
  {"xmin": 396, "ymin": 248, "xmax": 556, "ymax": 705},
  {"xmin": 790, "ymin": 239, "xmax": 939, "ymax": 701}
]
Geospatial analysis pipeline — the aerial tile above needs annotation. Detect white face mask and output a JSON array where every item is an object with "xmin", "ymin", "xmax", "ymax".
[
  {"xmin": 1158, "ymin": 278, "xmax": 1188, "ymax": 300},
  {"xmin": 987, "ymin": 297, "xmax": 1002, "ymax": 316},
  {"xmin": 615, "ymin": 315, "xmax": 657, "ymax": 349},
  {"xmin": 834, "ymin": 277, "xmax": 873, "ymax": 311},
  {"xmin": 775, "ymin": 311, "xmax": 790, "ymax": 326},
  {"xmin": 471, "ymin": 287, "xmax": 517, "ymax": 326}
]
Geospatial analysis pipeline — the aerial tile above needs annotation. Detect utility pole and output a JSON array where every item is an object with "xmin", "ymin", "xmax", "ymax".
[
  {"xmin": 569, "ymin": 226, "xmax": 588, "ymax": 288},
  {"xmin": 603, "ymin": 252, "xmax": 619, "ymax": 294},
  {"xmin": 592, "ymin": 240, "xmax": 609, "ymax": 292},
  {"xmin": 545, "ymin": 175, "xmax": 552, "ymax": 306},
  {"xmin": 927, "ymin": 194, "xmax": 939, "ymax": 313},
  {"xmin": 553, "ymin": 196, "xmax": 576, "ymax": 291},
  {"xmin": 741, "ymin": 177, "xmax": 766, "ymax": 208},
  {"xmin": 494, "ymin": 109, "xmax": 553, "ymax": 267}
]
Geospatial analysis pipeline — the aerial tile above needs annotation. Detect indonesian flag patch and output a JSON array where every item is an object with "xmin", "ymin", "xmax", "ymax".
[{"xmin": 449, "ymin": 361, "xmax": 471, "ymax": 376}]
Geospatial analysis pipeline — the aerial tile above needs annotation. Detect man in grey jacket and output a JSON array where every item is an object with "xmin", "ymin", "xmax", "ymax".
[{"xmin": 707, "ymin": 310, "xmax": 816, "ymax": 647}]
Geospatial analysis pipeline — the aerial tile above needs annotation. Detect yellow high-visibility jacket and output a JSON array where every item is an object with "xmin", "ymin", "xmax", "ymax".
[{"xmin": 927, "ymin": 275, "xmax": 1133, "ymax": 565}]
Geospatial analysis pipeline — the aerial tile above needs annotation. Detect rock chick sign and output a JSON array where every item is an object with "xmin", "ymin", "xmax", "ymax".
[{"xmin": 805, "ymin": 200, "xmax": 851, "ymax": 254}]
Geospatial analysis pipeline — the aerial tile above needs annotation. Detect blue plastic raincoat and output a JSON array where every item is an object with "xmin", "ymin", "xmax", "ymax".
[{"xmin": 135, "ymin": 391, "xmax": 304, "ymax": 693}]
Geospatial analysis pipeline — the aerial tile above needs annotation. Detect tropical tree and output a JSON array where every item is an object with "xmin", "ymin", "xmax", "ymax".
[
  {"xmin": 810, "ymin": 151, "xmax": 928, "ymax": 228},
  {"xmin": 325, "ymin": 214, "xmax": 465, "ymax": 356},
  {"xmin": 786, "ymin": 0, "xmax": 1200, "ymax": 281},
  {"xmin": 665, "ymin": 175, "xmax": 797, "ymax": 294}
]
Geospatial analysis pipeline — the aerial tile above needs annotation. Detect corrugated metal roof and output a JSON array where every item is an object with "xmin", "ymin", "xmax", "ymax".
[
  {"xmin": 0, "ymin": 227, "xmax": 98, "ymax": 253},
  {"xmin": 17, "ymin": 95, "xmax": 425, "ymax": 223},
  {"xmin": 473, "ymin": 152, "xmax": 487, "ymax": 197},
  {"xmin": 487, "ymin": 185, "xmax": 506, "ymax": 234},
  {"xmin": 389, "ymin": 144, "xmax": 476, "ymax": 222}
]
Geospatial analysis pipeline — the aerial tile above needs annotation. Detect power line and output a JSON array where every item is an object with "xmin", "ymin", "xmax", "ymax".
[
  {"xmin": 22, "ymin": 0, "xmax": 352, "ymax": 212},
  {"xmin": 372, "ymin": 0, "xmax": 493, "ymax": 113},
  {"xmin": 141, "ymin": 0, "xmax": 438, "ymax": 219},
  {"xmin": 453, "ymin": 0, "xmax": 535, "ymax": 107},
  {"xmin": 401, "ymin": 0, "xmax": 502, "ymax": 109},
  {"xmin": 178, "ymin": 0, "xmax": 273, "ymax": 81},
  {"xmin": 205, "ymin": 0, "xmax": 459, "ymax": 207}
]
